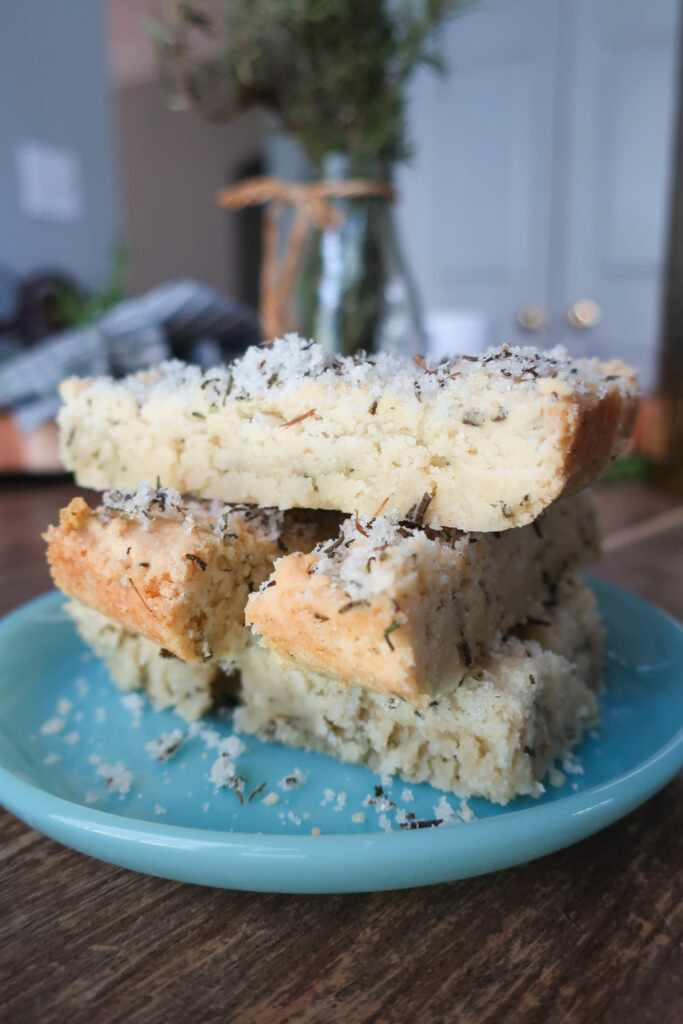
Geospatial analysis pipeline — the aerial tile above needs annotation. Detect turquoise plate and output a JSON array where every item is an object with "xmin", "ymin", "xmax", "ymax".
[{"xmin": 0, "ymin": 580, "xmax": 681, "ymax": 893}]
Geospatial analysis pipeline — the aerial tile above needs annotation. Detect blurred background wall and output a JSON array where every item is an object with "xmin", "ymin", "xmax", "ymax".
[
  {"xmin": 115, "ymin": 85, "xmax": 261, "ymax": 298},
  {"xmin": 110, "ymin": 0, "xmax": 262, "ymax": 299},
  {"xmin": 0, "ymin": 0, "xmax": 120, "ymax": 290}
]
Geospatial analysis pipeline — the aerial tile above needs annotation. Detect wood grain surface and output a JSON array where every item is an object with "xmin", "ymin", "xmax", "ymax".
[{"xmin": 0, "ymin": 477, "xmax": 681, "ymax": 1024}]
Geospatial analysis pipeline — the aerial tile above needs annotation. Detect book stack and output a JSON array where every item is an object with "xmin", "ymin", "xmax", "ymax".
[{"xmin": 46, "ymin": 336, "xmax": 638, "ymax": 804}]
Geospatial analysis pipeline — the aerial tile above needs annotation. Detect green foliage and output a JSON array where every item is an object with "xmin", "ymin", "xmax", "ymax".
[
  {"xmin": 56, "ymin": 244, "xmax": 129, "ymax": 327},
  {"xmin": 599, "ymin": 453, "xmax": 658, "ymax": 483},
  {"xmin": 152, "ymin": 0, "xmax": 466, "ymax": 168}
]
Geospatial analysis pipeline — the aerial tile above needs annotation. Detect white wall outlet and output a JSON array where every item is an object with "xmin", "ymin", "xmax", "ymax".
[{"xmin": 15, "ymin": 141, "xmax": 84, "ymax": 223}]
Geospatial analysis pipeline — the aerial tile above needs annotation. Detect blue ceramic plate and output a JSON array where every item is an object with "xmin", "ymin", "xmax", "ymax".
[{"xmin": 0, "ymin": 580, "xmax": 681, "ymax": 893}]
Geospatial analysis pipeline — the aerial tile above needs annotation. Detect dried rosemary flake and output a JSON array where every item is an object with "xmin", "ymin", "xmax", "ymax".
[
  {"xmin": 413, "ymin": 354, "xmax": 437, "ymax": 375},
  {"xmin": 338, "ymin": 599, "xmax": 369, "ymax": 614},
  {"xmin": 184, "ymin": 553, "xmax": 207, "ymax": 571},
  {"xmin": 231, "ymin": 775, "xmax": 246, "ymax": 805},
  {"xmin": 280, "ymin": 408, "xmax": 316, "ymax": 429},
  {"xmin": 145, "ymin": 729, "xmax": 186, "ymax": 762},
  {"xmin": 323, "ymin": 533, "xmax": 346, "ymax": 557},
  {"xmin": 383, "ymin": 621, "xmax": 400, "ymax": 650},
  {"xmin": 128, "ymin": 578, "xmax": 154, "ymax": 615},
  {"xmin": 248, "ymin": 781, "xmax": 267, "ymax": 803},
  {"xmin": 404, "ymin": 491, "xmax": 432, "ymax": 527},
  {"xmin": 400, "ymin": 818, "xmax": 443, "ymax": 830},
  {"xmin": 354, "ymin": 510, "xmax": 369, "ymax": 537}
]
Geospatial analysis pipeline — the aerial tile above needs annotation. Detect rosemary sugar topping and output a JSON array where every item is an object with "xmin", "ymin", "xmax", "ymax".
[
  {"xmin": 103, "ymin": 480, "xmax": 185, "ymax": 524},
  {"xmin": 145, "ymin": 728, "xmax": 186, "ymax": 762},
  {"xmin": 102, "ymin": 482, "xmax": 288, "ymax": 541},
  {"xmin": 82, "ymin": 333, "xmax": 636, "ymax": 408},
  {"xmin": 310, "ymin": 513, "xmax": 465, "ymax": 599}
]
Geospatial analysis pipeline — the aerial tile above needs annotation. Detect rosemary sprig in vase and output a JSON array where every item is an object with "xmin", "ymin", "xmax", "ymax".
[{"xmin": 153, "ymin": 0, "xmax": 466, "ymax": 354}]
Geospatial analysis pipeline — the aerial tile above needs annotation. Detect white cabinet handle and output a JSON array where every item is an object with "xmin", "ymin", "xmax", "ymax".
[
  {"xmin": 517, "ymin": 305, "xmax": 546, "ymax": 331},
  {"xmin": 568, "ymin": 299, "xmax": 601, "ymax": 329}
]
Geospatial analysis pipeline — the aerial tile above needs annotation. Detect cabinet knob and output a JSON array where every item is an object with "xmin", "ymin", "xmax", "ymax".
[
  {"xmin": 568, "ymin": 299, "xmax": 601, "ymax": 329},
  {"xmin": 517, "ymin": 305, "xmax": 546, "ymax": 331}
]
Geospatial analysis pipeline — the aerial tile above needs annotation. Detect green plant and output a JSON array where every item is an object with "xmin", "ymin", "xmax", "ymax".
[
  {"xmin": 152, "ymin": 0, "xmax": 466, "ymax": 169},
  {"xmin": 599, "ymin": 453, "xmax": 658, "ymax": 483},
  {"xmin": 56, "ymin": 244, "xmax": 129, "ymax": 327}
]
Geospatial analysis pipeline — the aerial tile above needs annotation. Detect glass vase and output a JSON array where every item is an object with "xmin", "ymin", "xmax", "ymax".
[{"xmin": 295, "ymin": 154, "xmax": 426, "ymax": 357}]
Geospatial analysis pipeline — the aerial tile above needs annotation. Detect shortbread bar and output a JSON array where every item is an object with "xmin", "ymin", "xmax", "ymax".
[
  {"xmin": 235, "ymin": 581, "xmax": 603, "ymax": 804},
  {"xmin": 246, "ymin": 493, "xmax": 599, "ymax": 698},
  {"xmin": 58, "ymin": 335, "xmax": 638, "ymax": 531},
  {"xmin": 65, "ymin": 599, "xmax": 229, "ymax": 720},
  {"xmin": 66, "ymin": 582, "xmax": 602, "ymax": 799},
  {"xmin": 46, "ymin": 484, "xmax": 338, "ymax": 663}
]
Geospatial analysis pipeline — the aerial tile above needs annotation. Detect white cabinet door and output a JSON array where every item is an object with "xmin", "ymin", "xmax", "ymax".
[
  {"xmin": 552, "ymin": 0, "xmax": 679, "ymax": 389},
  {"xmin": 398, "ymin": 0, "xmax": 679, "ymax": 382},
  {"xmin": 397, "ymin": 0, "xmax": 562, "ymax": 352}
]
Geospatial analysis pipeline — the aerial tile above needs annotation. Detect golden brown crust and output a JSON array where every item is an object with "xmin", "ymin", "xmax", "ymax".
[
  {"xmin": 249, "ymin": 553, "xmax": 417, "ymax": 696},
  {"xmin": 45, "ymin": 500, "xmax": 201, "ymax": 658},
  {"xmin": 58, "ymin": 496, "xmax": 92, "ymax": 530},
  {"xmin": 246, "ymin": 494, "xmax": 601, "ymax": 699},
  {"xmin": 45, "ymin": 498, "xmax": 337, "ymax": 662},
  {"xmin": 562, "ymin": 387, "xmax": 638, "ymax": 497}
]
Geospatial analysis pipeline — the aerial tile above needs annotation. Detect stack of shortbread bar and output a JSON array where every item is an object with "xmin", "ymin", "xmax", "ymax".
[{"xmin": 45, "ymin": 336, "xmax": 638, "ymax": 803}]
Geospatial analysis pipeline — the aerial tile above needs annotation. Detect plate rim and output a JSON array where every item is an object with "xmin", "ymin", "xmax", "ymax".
[{"xmin": 0, "ymin": 582, "xmax": 681, "ymax": 891}]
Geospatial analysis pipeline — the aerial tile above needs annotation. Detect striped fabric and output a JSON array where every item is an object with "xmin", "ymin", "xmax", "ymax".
[{"xmin": 0, "ymin": 281, "xmax": 260, "ymax": 433}]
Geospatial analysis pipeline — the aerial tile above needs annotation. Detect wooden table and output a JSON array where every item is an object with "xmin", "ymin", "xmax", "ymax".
[{"xmin": 0, "ymin": 477, "xmax": 681, "ymax": 1024}]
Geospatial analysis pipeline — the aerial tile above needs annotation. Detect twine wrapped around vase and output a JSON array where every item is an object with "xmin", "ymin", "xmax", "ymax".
[{"xmin": 217, "ymin": 176, "xmax": 395, "ymax": 340}]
